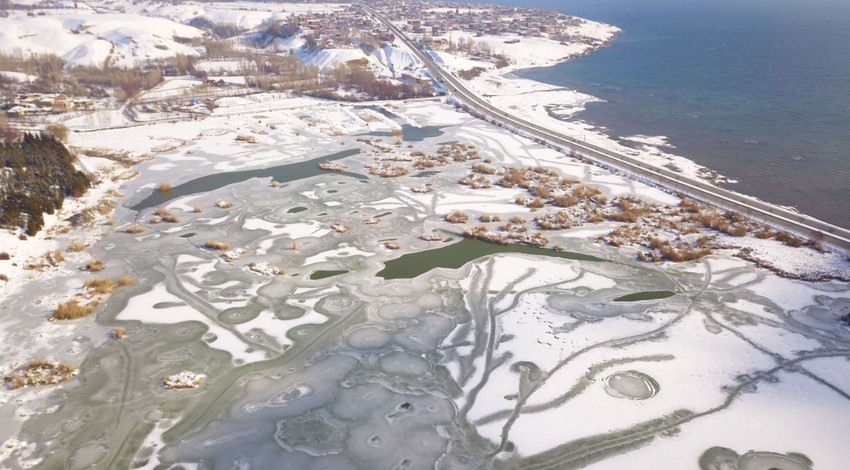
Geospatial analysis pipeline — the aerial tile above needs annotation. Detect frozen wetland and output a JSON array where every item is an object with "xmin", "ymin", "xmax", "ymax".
[{"xmin": 1, "ymin": 99, "xmax": 849, "ymax": 470}]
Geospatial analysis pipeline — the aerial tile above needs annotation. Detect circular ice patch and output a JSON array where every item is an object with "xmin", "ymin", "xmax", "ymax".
[
  {"xmin": 604, "ymin": 370, "xmax": 659, "ymax": 400},
  {"xmin": 347, "ymin": 327, "xmax": 393, "ymax": 349},
  {"xmin": 379, "ymin": 352, "xmax": 431, "ymax": 376}
]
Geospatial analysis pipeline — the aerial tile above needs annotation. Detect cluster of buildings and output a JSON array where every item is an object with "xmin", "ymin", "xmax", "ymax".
[
  {"xmin": 2, "ymin": 93, "xmax": 96, "ymax": 117},
  {"xmin": 366, "ymin": 0, "xmax": 590, "ymax": 44},
  {"xmin": 267, "ymin": 0, "xmax": 589, "ymax": 52}
]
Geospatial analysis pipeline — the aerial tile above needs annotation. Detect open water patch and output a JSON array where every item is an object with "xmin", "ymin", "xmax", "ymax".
[
  {"xmin": 131, "ymin": 149, "xmax": 360, "ymax": 211},
  {"xmin": 613, "ymin": 291, "xmax": 675, "ymax": 302},
  {"xmin": 377, "ymin": 237, "xmax": 604, "ymax": 280},
  {"xmin": 310, "ymin": 270, "xmax": 349, "ymax": 280}
]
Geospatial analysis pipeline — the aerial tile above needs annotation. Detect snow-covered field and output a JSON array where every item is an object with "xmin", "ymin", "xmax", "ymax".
[{"xmin": 1, "ymin": 2, "xmax": 849, "ymax": 470}]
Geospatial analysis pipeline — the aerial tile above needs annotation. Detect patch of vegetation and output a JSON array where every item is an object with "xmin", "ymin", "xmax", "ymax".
[
  {"xmin": 204, "ymin": 240, "xmax": 229, "ymax": 251},
  {"xmin": 0, "ymin": 133, "xmax": 91, "ymax": 235},
  {"xmin": 52, "ymin": 299, "xmax": 96, "ymax": 320},
  {"xmin": 83, "ymin": 259, "xmax": 105, "ymax": 272},
  {"xmin": 3, "ymin": 360, "xmax": 78, "ymax": 389},
  {"xmin": 444, "ymin": 211, "xmax": 469, "ymax": 224}
]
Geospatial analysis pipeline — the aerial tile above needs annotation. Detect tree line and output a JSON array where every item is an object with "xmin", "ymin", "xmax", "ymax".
[{"xmin": 0, "ymin": 133, "xmax": 90, "ymax": 235}]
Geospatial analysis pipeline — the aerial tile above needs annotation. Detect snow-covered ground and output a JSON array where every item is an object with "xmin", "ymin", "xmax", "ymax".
[
  {"xmin": 0, "ymin": 10, "xmax": 203, "ymax": 68},
  {"xmin": 1, "ymin": 2, "xmax": 849, "ymax": 469}
]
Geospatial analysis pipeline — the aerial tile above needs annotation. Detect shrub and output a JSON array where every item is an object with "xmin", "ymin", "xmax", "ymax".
[
  {"xmin": 84, "ymin": 259, "xmax": 105, "ymax": 272},
  {"xmin": 112, "ymin": 327, "xmax": 127, "ymax": 340},
  {"xmin": 552, "ymin": 196, "xmax": 578, "ymax": 208},
  {"xmin": 52, "ymin": 300, "xmax": 96, "ymax": 320},
  {"xmin": 116, "ymin": 275, "xmax": 137, "ymax": 286},
  {"xmin": 730, "ymin": 225, "xmax": 748, "ymax": 237},
  {"xmin": 67, "ymin": 239, "xmax": 89, "ymax": 252},
  {"xmin": 204, "ymin": 240, "xmax": 230, "ymax": 251},
  {"xmin": 444, "ymin": 211, "xmax": 469, "ymax": 224},
  {"xmin": 754, "ymin": 227, "xmax": 776, "ymax": 239},
  {"xmin": 3, "ymin": 360, "xmax": 77, "ymax": 389},
  {"xmin": 774, "ymin": 231, "xmax": 802, "ymax": 247},
  {"xmin": 45, "ymin": 123, "xmax": 70, "ymax": 143},
  {"xmin": 527, "ymin": 198, "xmax": 546, "ymax": 209},
  {"xmin": 0, "ymin": 252, "xmax": 10, "ymax": 260},
  {"xmin": 155, "ymin": 207, "xmax": 179, "ymax": 223},
  {"xmin": 84, "ymin": 278, "xmax": 118, "ymax": 295},
  {"xmin": 158, "ymin": 182, "xmax": 172, "ymax": 193},
  {"xmin": 384, "ymin": 241, "xmax": 400, "ymax": 250},
  {"xmin": 123, "ymin": 225, "xmax": 145, "ymax": 234}
]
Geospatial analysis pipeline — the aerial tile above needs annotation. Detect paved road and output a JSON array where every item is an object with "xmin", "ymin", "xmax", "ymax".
[{"xmin": 362, "ymin": 4, "xmax": 850, "ymax": 252}]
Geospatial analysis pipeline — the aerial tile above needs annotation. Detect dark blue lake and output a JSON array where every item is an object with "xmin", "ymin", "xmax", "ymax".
[{"xmin": 457, "ymin": 0, "xmax": 850, "ymax": 227}]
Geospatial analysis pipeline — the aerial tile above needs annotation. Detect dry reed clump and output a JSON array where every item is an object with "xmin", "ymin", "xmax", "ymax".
[
  {"xmin": 67, "ymin": 239, "xmax": 89, "ymax": 253},
  {"xmin": 27, "ymin": 250, "xmax": 65, "ymax": 270},
  {"xmin": 552, "ymin": 195, "xmax": 579, "ymax": 208},
  {"xmin": 571, "ymin": 185, "xmax": 607, "ymax": 205},
  {"xmin": 754, "ymin": 227, "xmax": 776, "ymax": 239},
  {"xmin": 365, "ymin": 163, "xmax": 409, "ymax": 178},
  {"xmin": 3, "ymin": 360, "xmax": 78, "ymax": 389},
  {"xmin": 459, "ymin": 173, "xmax": 492, "ymax": 189},
  {"xmin": 193, "ymin": 207, "xmax": 202, "ymax": 213},
  {"xmin": 444, "ymin": 211, "xmax": 469, "ymax": 224},
  {"xmin": 729, "ymin": 225, "xmax": 749, "ymax": 237},
  {"xmin": 97, "ymin": 199, "xmax": 116, "ymax": 216},
  {"xmin": 0, "ymin": 274, "xmax": 8, "ymax": 282},
  {"xmin": 774, "ymin": 231, "xmax": 802, "ymax": 247},
  {"xmin": 47, "ymin": 250, "xmax": 65, "ymax": 265},
  {"xmin": 248, "ymin": 262, "xmax": 283, "ymax": 276},
  {"xmin": 123, "ymin": 225, "xmax": 145, "ymax": 234},
  {"xmin": 412, "ymin": 153, "xmax": 450, "ymax": 169},
  {"xmin": 83, "ymin": 259, "xmax": 105, "ymax": 272},
  {"xmin": 527, "ymin": 198, "xmax": 546, "ymax": 210},
  {"xmin": 204, "ymin": 240, "xmax": 230, "ymax": 251},
  {"xmin": 437, "ymin": 142, "xmax": 481, "ymax": 162},
  {"xmin": 463, "ymin": 225, "xmax": 549, "ymax": 247},
  {"xmin": 420, "ymin": 233, "xmax": 443, "ymax": 242},
  {"xmin": 410, "ymin": 185, "xmax": 433, "ymax": 194},
  {"xmin": 606, "ymin": 196, "xmax": 655, "ymax": 223},
  {"xmin": 479, "ymin": 214, "xmax": 502, "ymax": 223},
  {"xmin": 84, "ymin": 278, "xmax": 121, "ymax": 294},
  {"xmin": 331, "ymin": 222, "xmax": 352, "ymax": 234},
  {"xmin": 155, "ymin": 207, "xmax": 179, "ymax": 223},
  {"xmin": 158, "ymin": 182, "xmax": 172, "ymax": 193},
  {"xmin": 319, "ymin": 161, "xmax": 347, "ymax": 171},
  {"xmin": 602, "ymin": 224, "xmax": 643, "ymax": 247},
  {"xmin": 235, "ymin": 134, "xmax": 258, "ymax": 143},
  {"xmin": 535, "ymin": 210, "xmax": 581, "ymax": 230},
  {"xmin": 112, "ymin": 327, "xmax": 128, "ymax": 340},
  {"xmin": 52, "ymin": 299, "xmax": 97, "ymax": 320},
  {"xmin": 497, "ymin": 168, "xmax": 527, "ymax": 188},
  {"xmin": 365, "ymin": 218, "xmax": 380, "ymax": 225},
  {"xmin": 0, "ymin": 252, "xmax": 9, "ymax": 260},
  {"xmin": 215, "ymin": 200, "xmax": 234, "ymax": 209},
  {"xmin": 115, "ymin": 275, "xmax": 137, "ymax": 286},
  {"xmin": 471, "ymin": 162, "xmax": 497, "ymax": 175},
  {"xmin": 384, "ymin": 241, "xmax": 401, "ymax": 250}
]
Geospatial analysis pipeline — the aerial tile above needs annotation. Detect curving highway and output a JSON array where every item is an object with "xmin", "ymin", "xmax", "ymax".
[{"xmin": 361, "ymin": 4, "xmax": 850, "ymax": 252}]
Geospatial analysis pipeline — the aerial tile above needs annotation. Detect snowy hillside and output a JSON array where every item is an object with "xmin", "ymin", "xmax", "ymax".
[{"xmin": 0, "ymin": 10, "xmax": 204, "ymax": 68}]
